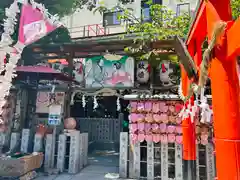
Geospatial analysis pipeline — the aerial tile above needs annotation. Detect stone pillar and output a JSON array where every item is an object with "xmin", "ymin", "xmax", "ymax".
[
  {"xmin": 33, "ymin": 134, "xmax": 43, "ymax": 152},
  {"xmin": 147, "ymin": 141, "xmax": 154, "ymax": 180},
  {"xmin": 20, "ymin": 129, "xmax": 30, "ymax": 153},
  {"xmin": 161, "ymin": 143, "xmax": 168, "ymax": 180},
  {"xmin": 206, "ymin": 143, "xmax": 215, "ymax": 180},
  {"xmin": 10, "ymin": 132, "xmax": 21, "ymax": 151},
  {"xmin": 175, "ymin": 143, "xmax": 183, "ymax": 180},
  {"xmin": 57, "ymin": 134, "xmax": 67, "ymax": 172},
  {"xmin": 68, "ymin": 131, "xmax": 80, "ymax": 174},
  {"xmin": 44, "ymin": 134, "xmax": 53, "ymax": 170},
  {"xmin": 132, "ymin": 141, "xmax": 140, "ymax": 178},
  {"xmin": 119, "ymin": 132, "xmax": 128, "ymax": 178}
]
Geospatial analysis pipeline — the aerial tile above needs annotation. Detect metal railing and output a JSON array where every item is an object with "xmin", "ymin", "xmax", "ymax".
[{"xmin": 69, "ymin": 24, "xmax": 110, "ymax": 38}]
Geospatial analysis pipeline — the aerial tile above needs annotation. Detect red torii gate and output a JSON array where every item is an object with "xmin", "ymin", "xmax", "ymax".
[{"xmin": 182, "ymin": 0, "xmax": 240, "ymax": 179}]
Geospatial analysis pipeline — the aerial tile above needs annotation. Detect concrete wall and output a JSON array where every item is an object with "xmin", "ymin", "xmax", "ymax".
[
  {"xmin": 61, "ymin": 0, "xmax": 199, "ymax": 38},
  {"xmin": 163, "ymin": 0, "xmax": 199, "ymax": 16},
  {"xmin": 61, "ymin": 0, "xmax": 141, "ymax": 38}
]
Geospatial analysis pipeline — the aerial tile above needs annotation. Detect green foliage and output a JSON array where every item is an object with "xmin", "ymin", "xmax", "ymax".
[
  {"xmin": 231, "ymin": 0, "xmax": 240, "ymax": 20},
  {"xmin": 94, "ymin": 0, "xmax": 240, "ymax": 61},
  {"xmin": 95, "ymin": 0, "xmax": 191, "ymax": 61}
]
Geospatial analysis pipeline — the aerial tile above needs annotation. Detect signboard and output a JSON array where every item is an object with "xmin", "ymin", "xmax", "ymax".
[
  {"xmin": 48, "ymin": 104, "xmax": 62, "ymax": 125},
  {"xmin": 84, "ymin": 55, "xmax": 134, "ymax": 88},
  {"xmin": 36, "ymin": 92, "xmax": 65, "ymax": 113}
]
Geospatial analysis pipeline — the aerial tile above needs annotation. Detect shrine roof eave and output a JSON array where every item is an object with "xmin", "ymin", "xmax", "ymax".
[
  {"xmin": 185, "ymin": 0, "xmax": 206, "ymax": 45},
  {"xmin": 29, "ymin": 32, "xmax": 176, "ymax": 55},
  {"xmin": 123, "ymin": 94, "xmax": 212, "ymax": 100}
]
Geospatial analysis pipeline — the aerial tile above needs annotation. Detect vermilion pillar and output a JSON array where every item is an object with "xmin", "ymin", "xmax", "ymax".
[
  {"xmin": 181, "ymin": 42, "xmax": 196, "ymax": 180},
  {"xmin": 206, "ymin": 1, "xmax": 240, "ymax": 179}
]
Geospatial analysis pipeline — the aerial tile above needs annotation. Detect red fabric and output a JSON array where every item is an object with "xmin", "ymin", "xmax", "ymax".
[
  {"xmin": 15, "ymin": 66, "xmax": 59, "ymax": 74},
  {"xmin": 161, "ymin": 64, "xmax": 166, "ymax": 73},
  {"xmin": 18, "ymin": 4, "xmax": 59, "ymax": 45}
]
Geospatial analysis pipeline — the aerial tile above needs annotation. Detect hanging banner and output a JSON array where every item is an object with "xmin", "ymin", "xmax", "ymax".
[
  {"xmin": 17, "ymin": 3, "xmax": 60, "ymax": 47},
  {"xmin": 48, "ymin": 104, "xmax": 62, "ymax": 125}
]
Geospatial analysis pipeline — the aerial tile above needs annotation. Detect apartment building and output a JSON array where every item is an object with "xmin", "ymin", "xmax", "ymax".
[{"xmin": 61, "ymin": 0, "xmax": 198, "ymax": 38}]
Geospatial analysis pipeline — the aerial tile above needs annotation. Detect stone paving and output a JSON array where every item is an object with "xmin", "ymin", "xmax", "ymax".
[{"xmin": 35, "ymin": 165, "xmax": 119, "ymax": 180}]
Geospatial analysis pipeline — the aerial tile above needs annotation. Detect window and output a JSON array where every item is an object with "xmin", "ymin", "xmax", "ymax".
[
  {"xmin": 176, "ymin": 3, "xmax": 190, "ymax": 17},
  {"xmin": 141, "ymin": 0, "xmax": 162, "ymax": 22},
  {"xmin": 103, "ymin": 11, "xmax": 123, "ymax": 26}
]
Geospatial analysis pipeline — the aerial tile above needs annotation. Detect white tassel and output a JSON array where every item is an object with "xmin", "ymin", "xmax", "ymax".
[
  {"xmin": 93, "ymin": 96, "xmax": 98, "ymax": 109},
  {"xmin": 82, "ymin": 95, "xmax": 86, "ymax": 108},
  {"xmin": 178, "ymin": 80, "xmax": 185, "ymax": 101},
  {"xmin": 116, "ymin": 97, "xmax": 121, "ymax": 111},
  {"xmin": 199, "ymin": 88, "xmax": 212, "ymax": 123},
  {"xmin": 0, "ymin": 1, "xmax": 19, "ymax": 48},
  {"xmin": 51, "ymin": 84, "xmax": 56, "ymax": 94},
  {"xmin": 70, "ymin": 92, "xmax": 76, "ymax": 105},
  {"xmin": 179, "ymin": 105, "xmax": 188, "ymax": 120},
  {"xmin": 29, "ymin": 0, "xmax": 62, "ymax": 26},
  {"xmin": 0, "ymin": 0, "xmax": 63, "ymax": 119}
]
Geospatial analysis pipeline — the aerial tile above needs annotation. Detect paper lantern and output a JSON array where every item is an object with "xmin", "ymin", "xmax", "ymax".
[
  {"xmin": 136, "ymin": 61, "xmax": 150, "ymax": 83},
  {"xmin": 159, "ymin": 60, "xmax": 174, "ymax": 86},
  {"xmin": 64, "ymin": 117, "xmax": 77, "ymax": 130}
]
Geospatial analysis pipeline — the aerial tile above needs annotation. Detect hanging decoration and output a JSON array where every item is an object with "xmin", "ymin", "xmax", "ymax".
[
  {"xmin": 159, "ymin": 60, "xmax": 175, "ymax": 86},
  {"xmin": 176, "ymin": 21, "xmax": 226, "ymax": 127},
  {"xmin": 129, "ymin": 100, "xmax": 183, "ymax": 145},
  {"xmin": 178, "ymin": 80, "xmax": 213, "ymax": 145},
  {"xmin": 136, "ymin": 61, "xmax": 150, "ymax": 84},
  {"xmin": 82, "ymin": 95, "xmax": 86, "ymax": 108},
  {"xmin": 178, "ymin": 80, "xmax": 212, "ymax": 123},
  {"xmin": 0, "ymin": 0, "xmax": 20, "ymax": 118},
  {"xmin": 128, "ymin": 98, "xmax": 213, "ymax": 146},
  {"xmin": 0, "ymin": 0, "xmax": 61, "ymax": 124},
  {"xmin": 116, "ymin": 97, "xmax": 121, "ymax": 111},
  {"xmin": 93, "ymin": 96, "xmax": 98, "ymax": 110},
  {"xmin": 199, "ymin": 89, "xmax": 212, "ymax": 124},
  {"xmin": 70, "ymin": 92, "xmax": 76, "ymax": 105}
]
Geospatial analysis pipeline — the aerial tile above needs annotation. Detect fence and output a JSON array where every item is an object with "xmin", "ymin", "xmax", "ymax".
[
  {"xmin": 78, "ymin": 116, "xmax": 122, "ymax": 143},
  {"xmin": 119, "ymin": 132, "xmax": 216, "ymax": 180},
  {"xmin": 0, "ymin": 129, "xmax": 88, "ymax": 174}
]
